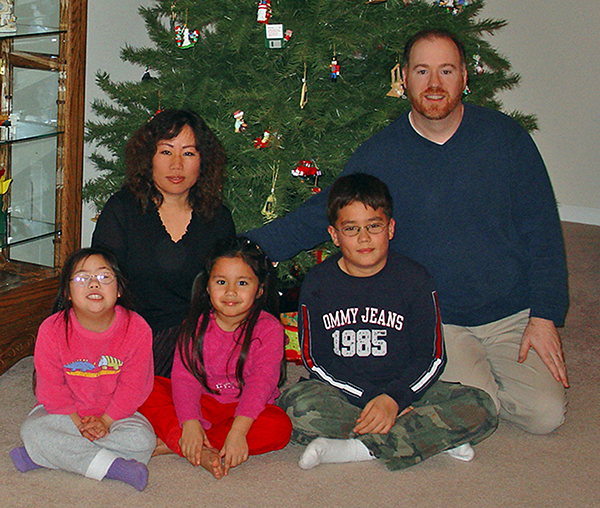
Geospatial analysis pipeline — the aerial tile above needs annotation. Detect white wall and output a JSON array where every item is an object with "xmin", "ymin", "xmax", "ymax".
[
  {"xmin": 83, "ymin": 0, "xmax": 600, "ymax": 246},
  {"xmin": 483, "ymin": 1, "xmax": 600, "ymax": 225},
  {"xmin": 82, "ymin": 0, "xmax": 153, "ymax": 246}
]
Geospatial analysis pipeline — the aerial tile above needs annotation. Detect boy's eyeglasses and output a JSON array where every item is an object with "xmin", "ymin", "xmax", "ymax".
[
  {"xmin": 71, "ymin": 273, "xmax": 116, "ymax": 286},
  {"xmin": 335, "ymin": 223, "xmax": 387, "ymax": 237}
]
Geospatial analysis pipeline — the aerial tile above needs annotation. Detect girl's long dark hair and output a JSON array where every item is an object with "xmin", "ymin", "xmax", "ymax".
[{"xmin": 178, "ymin": 237, "xmax": 285, "ymax": 395}]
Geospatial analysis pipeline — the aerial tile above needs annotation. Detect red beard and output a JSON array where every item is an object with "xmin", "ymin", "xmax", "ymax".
[{"xmin": 408, "ymin": 86, "xmax": 462, "ymax": 120}]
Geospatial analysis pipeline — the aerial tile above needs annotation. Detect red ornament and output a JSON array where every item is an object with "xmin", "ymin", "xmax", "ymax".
[
  {"xmin": 254, "ymin": 130, "xmax": 271, "ymax": 149},
  {"xmin": 257, "ymin": 0, "xmax": 271, "ymax": 24},
  {"xmin": 329, "ymin": 58, "xmax": 340, "ymax": 82},
  {"xmin": 292, "ymin": 160, "xmax": 321, "ymax": 178}
]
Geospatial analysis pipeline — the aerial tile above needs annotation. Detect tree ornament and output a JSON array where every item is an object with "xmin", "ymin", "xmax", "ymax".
[
  {"xmin": 265, "ymin": 24, "xmax": 293, "ymax": 49},
  {"xmin": 300, "ymin": 63, "xmax": 308, "ymax": 109},
  {"xmin": 257, "ymin": 0, "xmax": 272, "ymax": 24},
  {"xmin": 435, "ymin": 0, "xmax": 466, "ymax": 15},
  {"xmin": 254, "ymin": 130, "xmax": 271, "ymax": 149},
  {"xmin": 233, "ymin": 110, "xmax": 247, "ymax": 133},
  {"xmin": 473, "ymin": 54, "xmax": 484, "ymax": 74},
  {"xmin": 329, "ymin": 56, "xmax": 340, "ymax": 82},
  {"xmin": 150, "ymin": 92, "xmax": 163, "ymax": 119},
  {"xmin": 254, "ymin": 130, "xmax": 281, "ymax": 149},
  {"xmin": 175, "ymin": 24, "xmax": 199, "ymax": 49},
  {"xmin": 292, "ymin": 159, "xmax": 321, "ymax": 192},
  {"xmin": 453, "ymin": 0, "xmax": 466, "ymax": 14},
  {"xmin": 261, "ymin": 193, "xmax": 276, "ymax": 220},
  {"xmin": 261, "ymin": 163, "xmax": 279, "ymax": 221},
  {"xmin": 291, "ymin": 160, "xmax": 320, "ymax": 178},
  {"xmin": 386, "ymin": 63, "xmax": 406, "ymax": 98},
  {"xmin": 172, "ymin": 6, "xmax": 198, "ymax": 49}
]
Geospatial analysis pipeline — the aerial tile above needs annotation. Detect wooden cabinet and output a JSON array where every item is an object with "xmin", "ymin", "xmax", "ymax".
[{"xmin": 0, "ymin": 0, "xmax": 87, "ymax": 375}]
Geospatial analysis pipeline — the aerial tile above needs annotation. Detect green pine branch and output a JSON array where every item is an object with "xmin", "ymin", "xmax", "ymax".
[{"xmin": 85, "ymin": 0, "xmax": 537, "ymax": 280}]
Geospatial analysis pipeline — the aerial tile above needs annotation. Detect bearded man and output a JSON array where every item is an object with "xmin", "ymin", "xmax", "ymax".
[{"xmin": 246, "ymin": 28, "xmax": 569, "ymax": 435}]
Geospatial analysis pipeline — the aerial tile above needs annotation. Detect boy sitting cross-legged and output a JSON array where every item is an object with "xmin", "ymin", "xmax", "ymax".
[{"xmin": 278, "ymin": 173, "xmax": 498, "ymax": 471}]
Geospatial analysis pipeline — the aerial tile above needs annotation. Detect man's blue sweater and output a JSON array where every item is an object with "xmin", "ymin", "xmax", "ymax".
[{"xmin": 247, "ymin": 104, "xmax": 568, "ymax": 327}]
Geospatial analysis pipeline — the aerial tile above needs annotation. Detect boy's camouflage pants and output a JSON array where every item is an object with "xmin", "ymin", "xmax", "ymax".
[{"xmin": 277, "ymin": 379, "xmax": 498, "ymax": 471}]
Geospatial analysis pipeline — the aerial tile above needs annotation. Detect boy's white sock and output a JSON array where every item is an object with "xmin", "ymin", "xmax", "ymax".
[
  {"xmin": 444, "ymin": 443, "xmax": 475, "ymax": 462},
  {"xmin": 299, "ymin": 437, "xmax": 375, "ymax": 470}
]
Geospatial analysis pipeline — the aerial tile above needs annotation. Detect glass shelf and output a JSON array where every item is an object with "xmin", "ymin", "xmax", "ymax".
[
  {"xmin": 1, "ymin": 216, "xmax": 57, "ymax": 249},
  {"xmin": 0, "ymin": 24, "xmax": 63, "ymax": 40},
  {"xmin": 2, "ymin": 134, "xmax": 58, "ymax": 266},
  {"xmin": 0, "ymin": 121, "xmax": 60, "ymax": 144}
]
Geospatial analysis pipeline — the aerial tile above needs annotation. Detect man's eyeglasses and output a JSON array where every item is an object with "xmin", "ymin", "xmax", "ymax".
[
  {"xmin": 71, "ymin": 272, "xmax": 116, "ymax": 286},
  {"xmin": 335, "ymin": 223, "xmax": 387, "ymax": 237}
]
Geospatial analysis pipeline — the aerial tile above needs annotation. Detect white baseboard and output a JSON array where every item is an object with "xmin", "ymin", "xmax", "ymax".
[{"xmin": 558, "ymin": 204, "xmax": 600, "ymax": 226}]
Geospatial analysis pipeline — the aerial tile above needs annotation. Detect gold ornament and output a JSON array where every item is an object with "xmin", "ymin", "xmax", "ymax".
[
  {"xmin": 386, "ymin": 63, "xmax": 406, "ymax": 98},
  {"xmin": 300, "ymin": 63, "xmax": 308, "ymax": 109},
  {"xmin": 261, "ymin": 163, "xmax": 279, "ymax": 221}
]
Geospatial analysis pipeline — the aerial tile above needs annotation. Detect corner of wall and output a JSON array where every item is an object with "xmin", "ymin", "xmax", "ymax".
[{"xmin": 558, "ymin": 205, "xmax": 600, "ymax": 227}]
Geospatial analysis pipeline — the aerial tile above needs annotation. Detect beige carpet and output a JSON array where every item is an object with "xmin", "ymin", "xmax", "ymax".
[{"xmin": 1, "ymin": 221, "xmax": 599, "ymax": 508}]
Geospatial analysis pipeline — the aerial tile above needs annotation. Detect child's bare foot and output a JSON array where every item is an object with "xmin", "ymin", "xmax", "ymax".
[
  {"xmin": 200, "ymin": 447, "xmax": 224, "ymax": 479},
  {"xmin": 152, "ymin": 438, "xmax": 173, "ymax": 457}
]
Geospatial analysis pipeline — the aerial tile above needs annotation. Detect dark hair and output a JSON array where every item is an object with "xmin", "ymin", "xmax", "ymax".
[
  {"xmin": 53, "ymin": 247, "xmax": 134, "ymax": 332},
  {"xmin": 178, "ymin": 237, "xmax": 285, "ymax": 395},
  {"xmin": 402, "ymin": 28, "xmax": 466, "ymax": 68},
  {"xmin": 326, "ymin": 173, "xmax": 393, "ymax": 225},
  {"xmin": 124, "ymin": 109, "xmax": 226, "ymax": 220}
]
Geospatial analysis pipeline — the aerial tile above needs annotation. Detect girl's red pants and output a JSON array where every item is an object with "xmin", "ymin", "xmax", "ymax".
[{"xmin": 138, "ymin": 376, "xmax": 292, "ymax": 456}]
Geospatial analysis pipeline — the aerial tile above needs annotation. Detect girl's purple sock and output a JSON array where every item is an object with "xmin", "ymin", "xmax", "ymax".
[
  {"xmin": 104, "ymin": 458, "xmax": 148, "ymax": 491},
  {"xmin": 10, "ymin": 447, "xmax": 43, "ymax": 473}
]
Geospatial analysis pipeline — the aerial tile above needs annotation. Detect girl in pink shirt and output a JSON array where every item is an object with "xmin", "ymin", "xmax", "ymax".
[
  {"xmin": 10, "ymin": 248, "xmax": 155, "ymax": 491},
  {"xmin": 140, "ymin": 237, "xmax": 291, "ymax": 478}
]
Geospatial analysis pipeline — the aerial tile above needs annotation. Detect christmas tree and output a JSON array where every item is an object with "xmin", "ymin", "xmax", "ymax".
[{"xmin": 84, "ymin": 0, "xmax": 535, "ymax": 283}]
